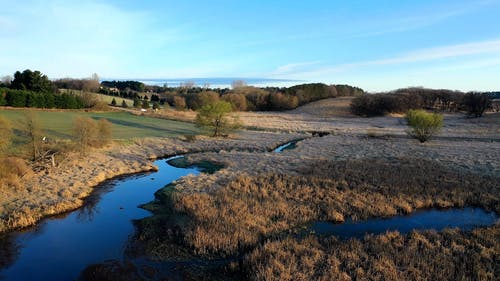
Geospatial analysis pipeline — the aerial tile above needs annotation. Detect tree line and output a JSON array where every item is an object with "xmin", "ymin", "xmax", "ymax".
[
  {"xmin": 0, "ymin": 70, "xmax": 86, "ymax": 109},
  {"xmin": 351, "ymin": 87, "xmax": 493, "ymax": 117},
  {"xmin": 152, "ymin": 83, "xmax": 364, "ymax": 111}
]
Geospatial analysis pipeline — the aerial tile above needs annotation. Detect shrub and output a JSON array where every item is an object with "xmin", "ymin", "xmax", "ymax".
[
  {"xmin": 96, "ymin": 119, "xmax": 112, "ymax": 147},
  {"xmin": 222, "ymin": 93, "xmax": 248, "ymax": 111},
  {"xmin": 0, "ymin": 157, "xmax": 30, "ymax": 189},
  {"xmin": 173, "ymin": 96, "xmax": 186, "ymax": 110},
  {"xmin": 73, "ymin": 117, "xmax": 113, "ymax": 153},
  {"xmin": 74, "ymin": 117, "xmax": 97, "ymax": 154},
  {"xmin": 462, "ymin": 92, "xmax": 491, "ymax": 117},
  {"xmin": 405, "ymin": 109, "xmax": 443, "ymax": 142}
]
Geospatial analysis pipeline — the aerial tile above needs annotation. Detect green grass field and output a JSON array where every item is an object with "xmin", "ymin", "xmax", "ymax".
[
  {"xmin": 60, "ymin": 89, "xmax": 136, "ymax": 107},
  {"xmin": 0, "ymin": 109, "xmax": 199, "ymax": 140}
]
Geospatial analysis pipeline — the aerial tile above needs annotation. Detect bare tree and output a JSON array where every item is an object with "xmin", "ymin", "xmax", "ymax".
[
  {"xmin": 96, "ymin": 119, "xmax": 112, "ymax": 147},
  {"xmin": 173, "ymin": 96, "xmax": 187, "ymax": 110},
  {"xmin": 24, "ymin": 111, "xmax": 42, "ymax": 161},
  {"xmin": 91, "ymin": 73, "xmax": 99, "ymax": 82},
  {"xmin": 74, "ymin": 116, "xmax": 97, "ymax": 155},
  {"xmin": 231, "ymin": 80, "xmax": 247, "ymax": 89}
]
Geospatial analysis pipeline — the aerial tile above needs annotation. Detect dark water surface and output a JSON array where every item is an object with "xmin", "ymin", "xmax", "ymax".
[
  {"xmin": 0, "ymin": 157, "xmax": 200, "ymax": 281},
  {"xmin": 311, "ymin": 208, "xmax": 498, "ymax": 239}
]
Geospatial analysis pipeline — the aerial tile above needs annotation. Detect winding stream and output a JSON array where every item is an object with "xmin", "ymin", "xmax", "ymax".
[
  {"xmin": 0, "ymin": 157, "xmax": 201, "ymax": 281},
  {"xmin": 0, "ymin": 144, "xmax": 498, "ymax": 280}
]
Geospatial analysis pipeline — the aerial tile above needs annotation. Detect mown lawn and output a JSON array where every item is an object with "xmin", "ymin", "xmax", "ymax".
[{"xmin": 0, "ymin": 109, "xmax": 200, "ymax": 140}]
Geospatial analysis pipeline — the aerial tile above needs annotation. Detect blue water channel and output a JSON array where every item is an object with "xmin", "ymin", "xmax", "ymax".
[
  {"xmin": 0, "ymin": 157, "xmax": 200, "ymax": 281},
  {"xmin": 311, "ymin": 208, "xmax": 498, "ymax": 239}
]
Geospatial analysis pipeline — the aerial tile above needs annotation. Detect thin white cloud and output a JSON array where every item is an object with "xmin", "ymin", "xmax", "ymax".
[
  {"xmin": 277, "ymin": 38, "xmax": 500, "ymax": 79},
  {"xmin": 271, "ymin": 61, "xmax": 321, "ymax": 76},
  {"xmin": 372, "ymin": 39, "xmax": 500, "ymax": 65}
]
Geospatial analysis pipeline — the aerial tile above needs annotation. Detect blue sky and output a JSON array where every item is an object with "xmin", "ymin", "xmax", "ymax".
[{"xmin": 1, "ymin": 0, "xmax": 499, "ymax": 91}]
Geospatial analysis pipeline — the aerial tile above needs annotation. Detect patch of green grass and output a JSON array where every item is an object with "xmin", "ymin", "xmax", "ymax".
[{"xmin": 0, "ymin": 109, "xmax": 200, "ymax": 140}]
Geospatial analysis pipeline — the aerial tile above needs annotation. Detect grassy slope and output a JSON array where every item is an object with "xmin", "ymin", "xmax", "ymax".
[
  {"xmin": 0, "ymin": 109, "xmax": 199, "ymax": 140},
  {"xmin": 60, "ymin": 89, "xmax": 136, "ymax": 106}
]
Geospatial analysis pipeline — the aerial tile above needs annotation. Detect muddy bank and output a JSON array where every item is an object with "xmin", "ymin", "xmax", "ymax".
[{"xmin": 0, "ymin": 131, "xmax": 304, "ymax": 233}]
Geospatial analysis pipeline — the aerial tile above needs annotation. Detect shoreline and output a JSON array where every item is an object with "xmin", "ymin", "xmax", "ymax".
[{"xmin": 0, "ymin": 131, "xmax": 303, "ymax": 234}]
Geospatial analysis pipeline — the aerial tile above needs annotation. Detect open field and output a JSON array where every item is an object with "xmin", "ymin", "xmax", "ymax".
[
  {"xmin": 0, "ymin": 108, "xmax": 199, "ymax": 140},
  {"xmin": 60, "ymin": 89, "xmax": 136, "ymax": 107},
  {"xmin": 238, "ymin": 98, "xmax": 500, "ymax": 139},
  {"xmin": 151, "ymin": 97, "xmax": 500, "ymax": 140}
]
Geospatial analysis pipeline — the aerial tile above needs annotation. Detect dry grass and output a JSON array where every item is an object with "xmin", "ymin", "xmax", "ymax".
[
  {"xmin": 0, "ymin": 131, "xmax": 300, "ymax": 233},
  {"xmin": 0, "ymin": 157, "xmax": 30, "ymax": 191},
  {"xmin": 289, "ymin": 97, "xmax": 355, "ymax": 117},
  {"xmin": 245, "ymin": 226, "xmax": 499, "ymax": 281},
  {"xmin": 141, "ymin": 158, "xmax": 498, "ymax": 258}
]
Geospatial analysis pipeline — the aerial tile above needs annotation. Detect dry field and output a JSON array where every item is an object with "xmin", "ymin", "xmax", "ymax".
[{"xmin": 239, "ymin": 98, "xmax": 500, "ymax": 139}]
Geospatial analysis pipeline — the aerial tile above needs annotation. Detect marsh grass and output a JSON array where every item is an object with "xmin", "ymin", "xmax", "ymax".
[
  {"xmin": 245, "ymin": 226, "xmax": 499, "ymax": 281},
  {"xmin": 139, "ymin": 158, "xmax": 498, "ymax": 259}
]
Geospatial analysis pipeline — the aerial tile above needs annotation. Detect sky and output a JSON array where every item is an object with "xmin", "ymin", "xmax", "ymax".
[{"xmin": 1, "ymin": 0, "xmax": 499, "ymax": 91}]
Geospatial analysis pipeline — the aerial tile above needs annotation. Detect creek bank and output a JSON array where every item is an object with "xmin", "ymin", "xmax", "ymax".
[{"xmin": 0, "ymin": 131, "xmax": 304, "ymax": 233}]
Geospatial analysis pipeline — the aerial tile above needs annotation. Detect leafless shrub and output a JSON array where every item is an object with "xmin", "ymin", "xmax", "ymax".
[{"xmin": 0, "ymin": 157, "xmax": 30, "ymax": 190}]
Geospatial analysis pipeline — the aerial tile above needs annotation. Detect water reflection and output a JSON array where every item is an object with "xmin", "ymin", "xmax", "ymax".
[{"xmin": 0, "ymin": 234, "xmax": 19, "ymax": 271}]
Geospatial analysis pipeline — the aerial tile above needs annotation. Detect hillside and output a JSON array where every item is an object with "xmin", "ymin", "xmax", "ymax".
[{"xmin": 288, "ymin": 97, "xmax": 355, "ymax": 117}]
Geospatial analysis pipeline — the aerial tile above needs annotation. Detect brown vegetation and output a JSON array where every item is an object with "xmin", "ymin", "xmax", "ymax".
[
  {"xmin": 74, "ymin": 117, "xmax": 113, "ymax": 154},
  {"xmin": 245, "ymin": 226, "xmax": 499, "ymax": 281},
  {"xmin": 0, "ymin": 157, "xmax": 31, "ymax": 191},
  {"xmin": 145, "ymin": 158, "xmax": 498, "ymax": 257}
]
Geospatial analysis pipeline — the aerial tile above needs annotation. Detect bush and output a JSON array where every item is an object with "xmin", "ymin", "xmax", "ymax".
[
  {"xmin": 0, "ymin": 157, "xmax": 30, "ymax": 189},
  {"xmin": 74, "ymin": 117, "xmax": 113, "ymax": 154},
  {"xmin": 405, "ymin": 110, "xmax": 443, "ymax": 142},
  {"xmin": 462, "ymin": 92, "xmax": 491, "ymax": 117},
  {"xmin": 173, "ymin": 96, "xmax": 186, "ymax": 110}
]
